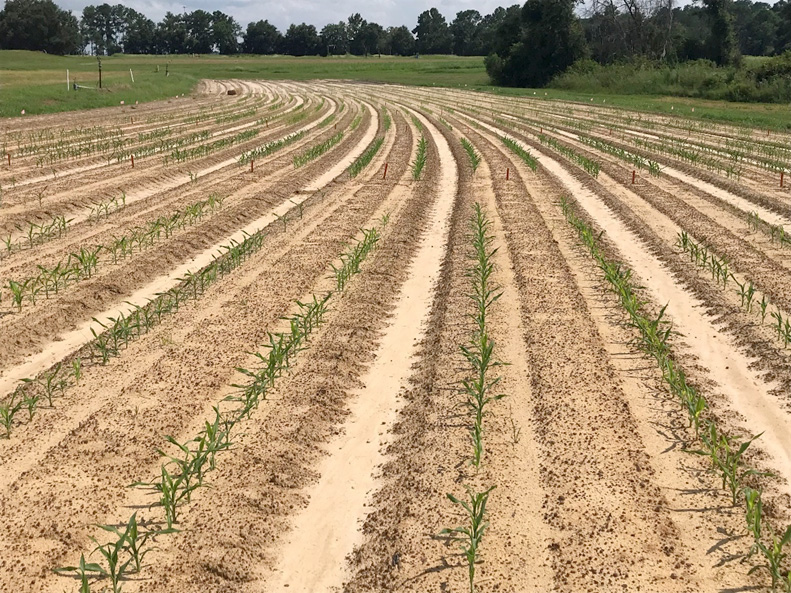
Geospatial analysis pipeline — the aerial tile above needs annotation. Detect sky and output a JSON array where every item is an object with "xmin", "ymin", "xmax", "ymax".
[{"xmin": 54, "ymin": 0, "xmax": 512, "ymax": 31}]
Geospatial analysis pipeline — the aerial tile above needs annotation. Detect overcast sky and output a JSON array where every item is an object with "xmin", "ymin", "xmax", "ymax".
[{"xmin": 53, "ymin": 0, "xmax": 513, "ymax": 31}]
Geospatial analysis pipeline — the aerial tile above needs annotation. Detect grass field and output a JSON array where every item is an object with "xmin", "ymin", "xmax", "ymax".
[
  {"xmin": 0, "ymin": 51, "xmax": 487, "ymax": 118},
  {"xmin": 3, "ymin": 49, "xmax": 791, "ymax": 129}
]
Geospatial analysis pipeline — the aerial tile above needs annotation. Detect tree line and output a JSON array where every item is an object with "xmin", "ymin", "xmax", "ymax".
[
  {"xmin": 0, "ymin": 0, "xmax": 510, "ymax": 58},
  {"xmin": 485, "ymin": 0, "xmax": 791, "ymax": 86},
  {"xmin": 1, "ymin": 0, "xmax": 791, "ymax": 91}
]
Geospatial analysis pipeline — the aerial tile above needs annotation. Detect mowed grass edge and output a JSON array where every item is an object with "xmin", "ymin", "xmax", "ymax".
[
  {"xmin": 0, "ymin": 51, "xmax": 487, "ymax": 118},
  {"xmin": 3, "ymin": 50, "xmax": 791, "ymax": 130}
]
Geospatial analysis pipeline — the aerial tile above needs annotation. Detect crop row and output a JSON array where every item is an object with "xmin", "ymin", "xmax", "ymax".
[
  {"xmin": 747, "ymin": 211, "xmax": 791, "ymax": 249},
  {"xmin": 537, "ymin": 133, "xmax": 600, "ymax": 177},
  {"xmin": 561, "ymin": 197, "xmax": 791, "ymax": 592},
  {"xmin": 88, "ymin": 190, "xmax": 127, "ymax": 222},
  {"xmin": 2, "ymin": 194, "xmax": 224, "ymax": 313},
  {"xmin": 460, "ymin": 138, "xmax": 481, "ymax": 173},
  {"xmin": 238, "ymin": 130, "xmax": 306, "ymax": 165},
  {"xmin": 293, "ymin": 131, "xmax": 344, "ymax": 168},
  {"xmin": 627, "ymin": 135, "xmax": 741, "ymax": 179},
  {"xmin": 166, "ymin": 129, "xmax": 260, "ymax": 164},
  {"xmin": 214, "ymin": 107, "xmax": 257, "ymax": 125},
  {"xmin": 110, "ymin": 130, "xmax": 211, "ymax": 164},
  {"xmin": 347, "ymin": 137, "xmax": 384, "ymax": 179},
  {"xmin": 318, "ymin": 114, "xmax": 336, "ymax": 128},
  {"xmin": 500, "ymin": 136, "xmax": 538, "ymax": 171},
  {"xmin": 442, "ymin": 204, "xmax": 503, "ymax": 593},
  {"xmin": 677, "ymin": 230, "xmax": 791, "ymax": 347},
  {"xmin": 410, "ymin": 136, "xmax": 428, "ymax": 181},
  {"xmin": 55, "ymin": 216, "xmax": 387, "ymax": 592},
  {"xmin": 577, "ymin": 135, "xmax": 661, "ymax": 176},
  {"xmin": 2, "ymin": 213, "xmax": 71, "ymax": 255}
]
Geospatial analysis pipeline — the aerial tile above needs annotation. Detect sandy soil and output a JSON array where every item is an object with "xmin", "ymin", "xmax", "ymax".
[{"xmin": 2, "ymin": 80, "xmax": 791, "ymax": 593}]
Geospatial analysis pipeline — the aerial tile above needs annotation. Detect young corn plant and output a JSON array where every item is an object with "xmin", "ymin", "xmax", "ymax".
[
  {"xmin": 54, "ymin": 553, "xmax": 104, "ymax": 593},
  {"xmin": 0, "ymin": 389, "xmax": 24, "ymax": 437},
  {"xmin": 239, "ymin": 130, "xmax": 305, "ymax": 164},
  {"xmin": 462, "ymin": 204, "xmax": 506, "ymax": 467},
  {"xmin": 460, "ymin": 138, "xmax": 481, "ymax": 173},
  {"xmin": 348, "ymin": 137, "xmax": 384, "ymax": 178},
  {"xmin": 501, "ymin": 136, "xmax": 538, "ymax": 171},
  {"xmin": 293, "ymin": 131, "xmax": 344, "ymax": 168},
  {"xmin": 537, "ymin": 133, "xmax": 600, "ymax": 177},
  {"xmin": 690, "ymin": 422, "xmax": 767, "ymax": 504},
  {"xmin": 411, "ymin": 136, "xmax": 427, "ymax": 181},
  {"xmin": 560, "ymin": 195, "xmax": 791, "ymax": 590},
  {"xmin": 441, "ymin": 485, "xmax": 496, "ymax": 593}
]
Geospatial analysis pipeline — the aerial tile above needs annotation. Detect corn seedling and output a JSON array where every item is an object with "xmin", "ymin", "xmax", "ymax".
[
  {"xmin": 561, "ymin": 196, "xmax": 791, "ymax": 589},
  {"xmin": 501, "ymin": 136, "xmax": 538, "ymax": 171},
  {"xmin": 0, "ymin": 390, "xmax": 24, "ymax": 437},
  {"xmin": 293, "ymin": 131, "xmax": 344, "ymax": 168},
  {"xmin": 460, "ymin": 138, "xmax": 481, "ymax": 173},
  {"xmin": 538, "ymin": 133, "xmax": 600, "ymax": 177},
  {"xmin": 411, "ymin": 136, "xmax": 427, "ymax": 181},
  {"xmin": 87, "ymin": 522, "xmax": 135, "ymax": 593},
  {"xmin": 72, "ymin": 358, "xmax": 82, "ymax": 382},
  {"xmin": 348, "ymin": 137, "xmax": 384, "ymax": 178},
  {"xmin": 54, "ymin": 553, "xmax": 104, "ymax": 593},
  {"xmin": 289, "ymin": 199, "xmax": 304, "ymax": 219},
  {"xmin": 441, "ymin": 485, "xmax": 496, "ymax": 593}
]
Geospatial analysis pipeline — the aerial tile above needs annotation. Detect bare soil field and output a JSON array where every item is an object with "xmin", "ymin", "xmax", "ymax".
[{"xmin": 2, "ymin": 80, "xmax": 791, "ymax": 593}]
